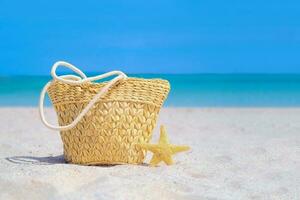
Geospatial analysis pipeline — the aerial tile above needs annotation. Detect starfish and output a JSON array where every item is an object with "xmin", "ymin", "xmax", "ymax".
[{"xmin": 138, "ymin": 125, "xmax": 190, "ymax": 166}]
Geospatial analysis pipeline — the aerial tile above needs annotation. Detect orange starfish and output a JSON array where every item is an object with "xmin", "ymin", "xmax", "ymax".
[{"xmin": 138, "ymin": 125, "xmax": 190, "ymax": 166}]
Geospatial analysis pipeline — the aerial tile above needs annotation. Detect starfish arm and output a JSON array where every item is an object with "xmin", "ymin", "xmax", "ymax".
[
  {"xmin": 149, "ymin": 154, "xmax": 162, "ymax": 166},
  {"xmin": 162, "ymin": 154, "xmax": 174, "ymax": 165},
  {"xmin": 138, "ymin": 143, "xmax": 160, "ymax": 154},
  {"xmin": 170, "ymin": 145, "xmax": 190, "ymax": 154},
  {"xmin": 159, "ymin": 125, "xmax": 170, "ymax": 144}
]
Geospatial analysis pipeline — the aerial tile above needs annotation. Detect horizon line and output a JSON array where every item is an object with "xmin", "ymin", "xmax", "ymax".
[{"xmin": 1, "ymin": 72, "xmax": 300, "ymax": 77}]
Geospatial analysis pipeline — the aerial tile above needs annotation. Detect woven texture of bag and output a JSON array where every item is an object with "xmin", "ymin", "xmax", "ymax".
[{"xmin": 47, "ymin": 77, "xmax": 170, "ymax": 165}]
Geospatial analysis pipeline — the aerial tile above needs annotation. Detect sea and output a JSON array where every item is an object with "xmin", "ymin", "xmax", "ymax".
[{"xmin": 0, "ymin": 74, "xmax": 300, "ymax": 107}]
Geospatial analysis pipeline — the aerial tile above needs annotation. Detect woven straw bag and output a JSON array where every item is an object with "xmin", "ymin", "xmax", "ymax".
[{"xmin": 39, "ymin": 61, "xmax": 170, "ymax": 165}]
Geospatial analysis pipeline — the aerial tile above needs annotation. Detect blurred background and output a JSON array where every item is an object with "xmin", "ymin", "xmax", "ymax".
[{"xmin": 0, "ymin": 0, "xmax": 300, "ymax": 106}]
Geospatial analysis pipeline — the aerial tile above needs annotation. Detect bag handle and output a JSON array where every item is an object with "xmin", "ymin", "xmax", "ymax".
[{"xmin": 39, "ymin": 61, "xmax": 127, "ymax": 131}]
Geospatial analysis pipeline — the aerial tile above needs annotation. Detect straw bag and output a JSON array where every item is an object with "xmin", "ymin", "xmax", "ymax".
[{"xmin": 39, "ymin": 61, "xmax": 170, "ymax": 165}]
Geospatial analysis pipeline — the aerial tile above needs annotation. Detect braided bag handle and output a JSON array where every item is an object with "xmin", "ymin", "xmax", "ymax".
[{"xmin": 39, "ymin": 61, "xmax": 127, "ymax": 131}]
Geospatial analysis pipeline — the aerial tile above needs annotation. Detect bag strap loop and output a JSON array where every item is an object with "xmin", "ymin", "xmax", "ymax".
[{"xmin": 39, "ymin": 61, "xmax": 127, "ymax": 131}]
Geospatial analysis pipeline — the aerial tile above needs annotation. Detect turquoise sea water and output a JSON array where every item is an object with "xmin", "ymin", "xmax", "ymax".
[{"xmin": 0, "ymin": 74, "xmax": 300, "ymax": 107}]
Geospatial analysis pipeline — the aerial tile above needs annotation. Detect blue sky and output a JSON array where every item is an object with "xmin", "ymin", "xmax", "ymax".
[{"xmin": 0, "ymin": 0, "xmax": 299, "ymax": 75}]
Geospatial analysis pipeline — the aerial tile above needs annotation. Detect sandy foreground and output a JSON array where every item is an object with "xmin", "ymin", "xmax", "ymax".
[{"xmin": 0, "ymin": 107, "xmax": 299, "ymax": 200}]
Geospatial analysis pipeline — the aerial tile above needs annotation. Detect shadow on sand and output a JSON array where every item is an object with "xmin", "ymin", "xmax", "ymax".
[
  {"xmin": 5, "ymin": 155, "xmax": 138, "ymax": 167},
  {"xmin": 5, "ymin": 155, "xmax": 66, "ymax": 165}
]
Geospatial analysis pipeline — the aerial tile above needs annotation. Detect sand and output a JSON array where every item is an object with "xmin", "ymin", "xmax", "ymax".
[{"xmin": 0, "ymin": 107, "xmax": 299, "ymax": 200}]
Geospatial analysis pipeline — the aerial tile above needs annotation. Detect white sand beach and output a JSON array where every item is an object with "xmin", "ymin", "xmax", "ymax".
[{"xmin": 0, "ymin": 107, "xmax": 299, "ymax": 200}]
